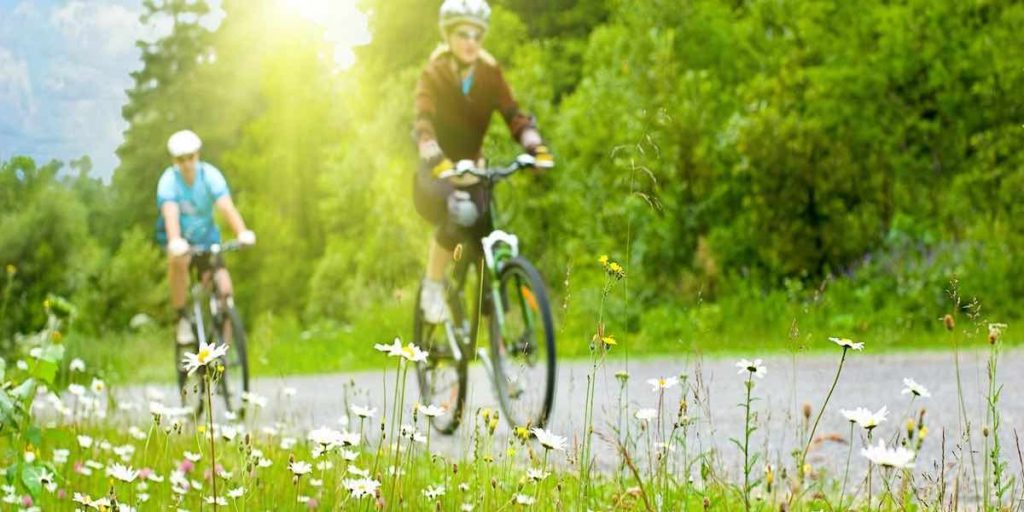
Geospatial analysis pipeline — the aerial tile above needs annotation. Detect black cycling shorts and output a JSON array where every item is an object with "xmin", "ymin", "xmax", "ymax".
[{"xmin": 412, "ymin": 164, "xmax": 493, "ymax": 251}]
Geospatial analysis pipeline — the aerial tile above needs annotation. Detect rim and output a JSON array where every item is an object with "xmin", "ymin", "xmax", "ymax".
[{"xmin": 493, "ymin": 265, "xmax": 552, "ymax": 429}]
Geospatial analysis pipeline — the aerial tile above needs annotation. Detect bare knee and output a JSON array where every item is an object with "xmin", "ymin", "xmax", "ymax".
[{"xmin": 214, "ymin": 268, "xmax": 233, "ymax": 298}]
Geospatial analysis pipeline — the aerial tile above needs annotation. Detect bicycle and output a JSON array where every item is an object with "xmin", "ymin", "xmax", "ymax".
[
  {"xmin": 414, "ymin": 154, "xmax": 557, "ymax": 434},
  {"xmin": 176, "ymin": 240, "xmax": 251, "ymax": 418}
]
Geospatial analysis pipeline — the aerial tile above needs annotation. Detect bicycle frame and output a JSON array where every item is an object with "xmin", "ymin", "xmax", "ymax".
[
  {"xmin": 445, "ymin": 158, "xmax": 540, "ymax": 375},
  {"xmin": 187, "ymin": 243, "xmax": 239, "ymax": 345}
]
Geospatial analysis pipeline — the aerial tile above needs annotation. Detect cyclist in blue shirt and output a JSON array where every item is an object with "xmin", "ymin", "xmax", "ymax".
[{"xmin": 156, "ymin": 130, "xmax": 255, "ymax": 344}]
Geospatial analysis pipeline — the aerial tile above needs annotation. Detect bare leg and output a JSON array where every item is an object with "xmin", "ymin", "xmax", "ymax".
[
  {"xmin": 426, "ymin": 239, "xmax": 453, "ymax": 282},
  {"xmin": 213, "ymin": 267, "xmax": 234, "ymax": 300},
  {"xmin": 168, "ymin": 253, "xmax": 190, "ymax": 309}
]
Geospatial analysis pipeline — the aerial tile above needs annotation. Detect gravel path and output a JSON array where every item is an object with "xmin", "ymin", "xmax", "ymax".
[{"xmin": 129, "ymin": 347, "xmax": 1024, "ymax": 498}]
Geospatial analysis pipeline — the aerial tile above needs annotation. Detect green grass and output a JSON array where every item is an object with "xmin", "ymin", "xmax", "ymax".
[
  {"xmin": 22, "ymin": 419, "xmax": 842, "ymax": 511},
  {"xmin": 65, "ymin": 284, "xmax": 985, "ymax": 386}
]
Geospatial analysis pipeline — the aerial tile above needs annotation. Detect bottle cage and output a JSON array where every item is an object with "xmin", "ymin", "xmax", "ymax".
[{"xmin": 481, "ymin": 230, "xmax": 519, "ymax": 272}]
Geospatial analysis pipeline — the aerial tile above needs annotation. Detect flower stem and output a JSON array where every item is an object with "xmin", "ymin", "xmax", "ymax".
[
  {"xmin": 839, "ymin": 421, "xmax": 854, "ymax": 510},
  {"xmin": 742, "ymin": 372, "xmax": 754, "ymax": 512},
  {"xmin": 800, "ymin": 347, "xmax": 848, "ymax": 477},
  {"xmin": 205, "ymin": 371, "xmax": 218, "ymax": 511}
]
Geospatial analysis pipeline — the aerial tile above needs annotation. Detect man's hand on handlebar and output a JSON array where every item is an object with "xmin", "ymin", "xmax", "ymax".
[
  {"xmin": 168, "ymin": 237, "xmax": 190, "ymax": 257},
  {"xmin": 237, "ymin": 230, "xmax": 256, "ymax": 246}
]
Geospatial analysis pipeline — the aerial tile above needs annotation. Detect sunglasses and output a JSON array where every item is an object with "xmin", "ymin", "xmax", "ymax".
[
  {"xmin": 174, "ymin": 153, "xmax": 197, "ymax": 164},
  {"xmin": 454, "ymin": 29, "xmax": 483, "ymax": 42}
]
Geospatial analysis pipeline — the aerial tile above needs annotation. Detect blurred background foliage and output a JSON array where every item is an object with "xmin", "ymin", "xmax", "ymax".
[{"xmin": 2, "ymin": 0, "xmax": 1023, "ymax": 374}]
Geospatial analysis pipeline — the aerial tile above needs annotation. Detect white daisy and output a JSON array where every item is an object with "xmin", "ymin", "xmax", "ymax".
[
  {"xmin": 423, "ymin": 484, "xmax": 446, "ymax": 500},
  {"xmin": 343, "ymin": 477, "xmax": 380, "ymax": 499},
  {"xmin": 840, "ymin": 406, "xmax": 888, "ymax": 430},
  {"xmin": 180, "ymin": 341, "xmax": 229, "ymax": 375},
  {"xmin": 106, "ymin": 463, "xmax": 138, "ymax": 483},
  {"xmin": 515, "ymin": 494, "xmax": 535, "ymax": 505},
  {"xmin": 829, "ymin": 337, "xmax": 865, "ymax": 351},
  {"xmin": 901, "ymin": 378, "xmax": 930, "ymax": 398},
  {"xmin": 530, "ymin": 427, "xmax": 567, "ymax": 452},
  {"xmin": 241, "ymin": 391, "xmax": 267, "ymax": 408},
  {"xmin": 526, "ymin": 468, "xmax": 549, "ymax": 482},
  {"xmin": 351, "ymin": 404, "xmax": 376, "ymax": 418},
  {"xmin": 400, "ymin": 343, "xmax": 429, "ymax": 363},
  {"xmin": 634, "ymin": 408, "xmax": 658, "ymax": 421},
  {"xmin": 646, "ymin": 376, "xmax": 680, "ymax": 392},
  {"xmin": 373, "ymin": 337, "xmax": 404, "ymax": 356},
  {"xmin": 69, "ymin": 358, "xmax": 86, "ymax": 372},
  {"xmin": 735, "ymin": 359, "xmax": 767, "ymax": 378},
  {"xmin": 861, "ymin": 439, "xmax": 915, "ymax": 468},
  {"xmin": 417, "ymin": 404, "xmax": 446, "ymax": 417},
  {"xmin": 289, "ymin": 460, "xmax": 312, "ymax": 476}
]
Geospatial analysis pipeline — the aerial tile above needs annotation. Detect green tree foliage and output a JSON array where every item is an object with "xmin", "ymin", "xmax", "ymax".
[
  {"xmin": 0, "ymin": 158, "xmax": 97, "ymax": 340},
  {"xmin": 109, "ymin": 0, "xmax": 220, "ymax": 238},
  {"xmin": 4, "ymin": 0, "xmax": 1023, "ymax": 346}
]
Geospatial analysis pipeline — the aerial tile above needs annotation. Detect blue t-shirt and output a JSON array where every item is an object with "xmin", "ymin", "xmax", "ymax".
[{"xmin": 155, "ymin": 162, "xmax": 230, "ymax": 246}]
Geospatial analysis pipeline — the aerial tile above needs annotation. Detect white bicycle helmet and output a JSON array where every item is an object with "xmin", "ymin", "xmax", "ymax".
[
  {"xmin": 439, "ymin": 0, "xmax": 491, "ymax": 36},
  {"xmin": 167, "ymin": 130, "xmax": 202, "ymax": 157}
]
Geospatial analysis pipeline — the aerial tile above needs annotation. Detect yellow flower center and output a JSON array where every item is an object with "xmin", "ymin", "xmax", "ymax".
[{"xmin": 198, "ymin": 347, "xmax": 211, "ymax": 363}]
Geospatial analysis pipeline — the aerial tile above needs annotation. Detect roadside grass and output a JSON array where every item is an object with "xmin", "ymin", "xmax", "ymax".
[{"xmin": 66, "ymin": 287, "xmax": 981, "ymax": 385}]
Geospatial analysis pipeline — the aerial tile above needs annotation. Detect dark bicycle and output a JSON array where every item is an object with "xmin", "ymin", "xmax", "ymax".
[
  {"xmin": 414, "ymin": 154, "xmax": 557, "ymax": 434},
  {"xmin": 176, "ymin": 240, "xmax": 250, "ymax": 418}
]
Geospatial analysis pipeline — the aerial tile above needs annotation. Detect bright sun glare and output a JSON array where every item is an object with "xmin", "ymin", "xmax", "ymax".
[{"xmin": 280, "ymin": 0, "xmax": 372, "ymax": 69}]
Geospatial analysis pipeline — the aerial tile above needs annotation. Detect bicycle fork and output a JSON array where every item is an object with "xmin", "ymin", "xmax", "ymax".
[{"xmin": 476, "ymin": 280, "xmax": 507, "ymax": 385}]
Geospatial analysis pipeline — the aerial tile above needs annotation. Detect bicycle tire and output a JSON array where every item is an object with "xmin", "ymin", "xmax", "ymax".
[
  {"xmin": 216, "ymin": 306, "xmax": 250, "ymax": 418},
  {"xmin": 489, "ymin": 256, "xmax": 557, "ymax": 430},
  {"xmin": 414, "ymin": 273, "xmax": 469, "ymax": 435}
]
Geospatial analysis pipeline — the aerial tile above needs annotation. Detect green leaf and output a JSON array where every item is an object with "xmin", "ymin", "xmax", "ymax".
[
  {"xmin": 20, "ymin": 464, "xmax": 43, "ymax": 497},
  {"xmin": 25, "ymin": 426, "xmax": 41, "ymax": 447},
  {"xmin": 29, "ymin": 360, "xmax": 57, "ymax": 386},
  {"xmin": 0, "ymin": 390, "xmax": 23, "ymax": 430}
]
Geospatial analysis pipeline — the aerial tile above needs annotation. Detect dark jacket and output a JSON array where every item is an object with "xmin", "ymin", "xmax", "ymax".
[{"xmin": 414, "ymin": 48, "xmax": 533, "ymax": 161}]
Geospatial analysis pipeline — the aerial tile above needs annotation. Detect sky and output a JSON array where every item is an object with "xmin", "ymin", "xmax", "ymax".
[{"xmin": 0, "ymin": 0, "xmax": 368, "ymax": 181}]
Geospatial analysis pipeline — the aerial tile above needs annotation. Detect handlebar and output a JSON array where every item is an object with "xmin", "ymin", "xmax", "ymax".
[
  {"xmin": 436, "ymin": 153, "xmax": 544, "ymax": 181},
  {"xmin": 188, "ymin": 240, "xmax": 247, "ymax": 256}
]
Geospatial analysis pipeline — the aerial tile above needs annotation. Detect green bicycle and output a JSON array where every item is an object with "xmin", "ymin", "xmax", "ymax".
[{"xmin": 414, "ymin": 154, "xmax": 557, "ymax": 434}]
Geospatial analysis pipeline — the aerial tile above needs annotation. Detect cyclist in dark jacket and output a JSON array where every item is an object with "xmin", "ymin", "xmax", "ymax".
[{"xmin": 413, "ymin": 0, "xmax": 553, "ymax": 323}]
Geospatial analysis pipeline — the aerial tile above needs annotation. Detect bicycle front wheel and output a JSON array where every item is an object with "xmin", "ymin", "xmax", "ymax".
[
  {"xmin": 489, "ymin": 256, "xmax": 556, "ymax": 430},
  {"xmin": 215, "ymin": 306, "xmax": 250, "ymax": 418}
]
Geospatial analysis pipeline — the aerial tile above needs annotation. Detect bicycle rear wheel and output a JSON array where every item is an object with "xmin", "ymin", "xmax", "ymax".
[
  {"xmin": 215, "ymin": 305, "xmax": 250, "ymax": 418},
  {"xmin": 411, "ymin": 268, "xmax": 468, "ymax": 432},
  {"xmin": 489, "ymin": 256, "xmax": 556, "ymax": 430}
]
